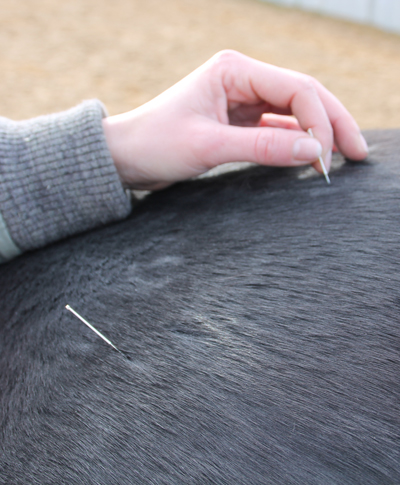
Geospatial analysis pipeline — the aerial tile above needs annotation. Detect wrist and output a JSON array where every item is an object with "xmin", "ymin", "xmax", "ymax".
[
  {"xmin": 102, "ymin": 114, "xmax": 131, "ymax": 187},
  {"xmin": 102, "ymin": 110, "xmax": 173, "ymax": 191}
]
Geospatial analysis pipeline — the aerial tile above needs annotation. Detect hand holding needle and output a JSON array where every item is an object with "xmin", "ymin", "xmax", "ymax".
[{"xmin": 307, "ymin": 128, "xmax": 331, "ymax": 184}]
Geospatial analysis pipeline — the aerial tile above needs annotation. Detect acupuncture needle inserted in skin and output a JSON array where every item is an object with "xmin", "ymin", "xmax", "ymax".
[
  {"xmin": 65, "ymin": 304, "xmax": 124, "ymax": 356},
  {"xmin": 307, "ymin": 128, "xmax": 331, "ymax": 185}
]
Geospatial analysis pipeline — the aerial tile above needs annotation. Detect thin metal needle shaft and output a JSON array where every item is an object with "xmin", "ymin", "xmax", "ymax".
[
  {"xmin": 307, "ymin": 128, "xmax": 331, "ymax": 185},
  {"xmin": 65, "ymin": 304, "xmax": 123, "ymax": 355}
]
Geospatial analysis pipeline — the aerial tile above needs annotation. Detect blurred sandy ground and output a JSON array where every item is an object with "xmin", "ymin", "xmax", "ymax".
[{"xmin": 1, "ymin": 0, "xmax": 399, "ymax": 128}]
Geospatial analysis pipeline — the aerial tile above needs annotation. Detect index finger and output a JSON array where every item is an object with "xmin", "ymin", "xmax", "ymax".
[{"xmin": 308, "ymin": 78, "xmax": 368, "ymax": 160}]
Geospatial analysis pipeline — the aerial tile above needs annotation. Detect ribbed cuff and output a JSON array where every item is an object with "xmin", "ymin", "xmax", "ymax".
[{"xmin": 0, "ymin": 100, "xmax": 131, "ymax": 254}]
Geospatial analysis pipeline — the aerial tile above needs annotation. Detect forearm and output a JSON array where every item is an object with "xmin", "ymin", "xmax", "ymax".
[{"xmin": 0, "ymin": 99, "xmax": 131, "ymax": 262}]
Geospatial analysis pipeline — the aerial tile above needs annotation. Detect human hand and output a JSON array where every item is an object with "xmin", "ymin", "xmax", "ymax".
[{"xmin": 102, "ymin": 50, "xmax": 368, "ymax": 190}]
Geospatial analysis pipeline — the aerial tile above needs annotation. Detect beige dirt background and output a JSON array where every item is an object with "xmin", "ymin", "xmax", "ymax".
[{"xmin": 1, "ymin": 0, "xmax": 400, "ymax": 129}]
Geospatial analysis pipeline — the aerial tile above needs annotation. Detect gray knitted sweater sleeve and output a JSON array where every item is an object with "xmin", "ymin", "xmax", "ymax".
[{"xmin": 0, "ymin": 99, "xmax": 131, "ymax": 262}]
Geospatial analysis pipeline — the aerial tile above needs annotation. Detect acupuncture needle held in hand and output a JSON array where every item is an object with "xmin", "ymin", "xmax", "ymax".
[
  {"xmin": 65, "ymin": 304, "xmax": 125, "ymax": 357},
  {"xmin": 307, "ymin": 128, "xmax": 331, "ymax": 185}
]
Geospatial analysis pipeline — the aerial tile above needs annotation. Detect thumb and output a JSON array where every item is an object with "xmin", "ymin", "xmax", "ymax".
[{"xmin": 209, "ymin": 125, "xmax": 324, "ymax": 169}]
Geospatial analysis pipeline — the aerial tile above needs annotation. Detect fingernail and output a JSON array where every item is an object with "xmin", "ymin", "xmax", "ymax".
[
  {"xmin": 359, "ymin": 134, "xmax": 369, "ymax": 155},
  {"xmin": 293, "ymin": 138, "xmax": 322, "ymax": 164},
  {"xmin": 324, "ymin": 150, "xmax": 332, "ymax": 172}
]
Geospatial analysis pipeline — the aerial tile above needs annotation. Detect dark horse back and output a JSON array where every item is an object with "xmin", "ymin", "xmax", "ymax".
[{"xmin": 1, "ymin": 130, "xmax": 399, "ymax": 484}]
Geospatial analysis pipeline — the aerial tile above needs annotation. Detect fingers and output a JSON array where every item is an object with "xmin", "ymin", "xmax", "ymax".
[
  {"xmin": 207, "ymin": 124, "xmax": 322, "ymax": 168},
  {"xmin": 259, "ymin": 114, "xmax": 303, "ymax": 131},
  {"xmin": 310, "ymin": 80, "xmax": 368, "ymax": 160},
  {"xmin": 212, "ymin": 50, "xmax": 368, "ymax": 169},
  {"xmin": 259, "ymin": 114, "xmax": 339, "ymax": 152}
]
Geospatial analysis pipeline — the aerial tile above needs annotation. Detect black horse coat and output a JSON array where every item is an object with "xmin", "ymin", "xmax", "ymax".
[{"xmin": 1, "ymin": 130, "xmax": 399, "ymax": 484}]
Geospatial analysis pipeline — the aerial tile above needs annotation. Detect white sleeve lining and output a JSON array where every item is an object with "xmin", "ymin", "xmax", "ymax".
[{"xmin": 0, "ymin": 211, "xmax": 21, "ymax": 261}]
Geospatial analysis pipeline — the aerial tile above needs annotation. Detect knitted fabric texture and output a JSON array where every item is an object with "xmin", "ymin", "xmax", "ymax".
[{"xmin": 0, "ymin": 100, "xmax": 131, "ymax": 256}]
